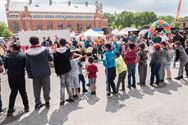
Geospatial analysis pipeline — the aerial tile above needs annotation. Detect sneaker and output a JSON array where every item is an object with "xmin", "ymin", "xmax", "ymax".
[
  {"xmin": 65, "ymin": 98, "xmax": 74, "ymax": 103},
  {"xmin": 90, "ymin": 91, "xmax": 94, "ymax": 95},
  {"xmin": 127, "ymin": 86, "xmax": 131, "ymax": 89},
  {"xmin": 78, "ymin": 88, "xmax": 81, "ymax": 93},
  {"xmin": 175, "ymin": 76, "xmax": 183, "ymax": 80},
  {"xmin": 112, "ymin": 92, "xmax": 118, "ymax": 96},
  {"xmin": 150, "ymin": 83, "xmax": 154, "ymax": 86},
  {"xmin": 107, "ymin": 93, "xmax": 111, "ymax": 97},
  {"xmin": 0, "ymin": 108, "xmax": 6, "ymax": 114},
  {"xmin": 60, "ymin": 101, "xmax": 65, "ymax": 106},
  {"xmin": 131, "ymin": 85, "xmax": 136, "ymax": 88},
  {"xmin": 82, "ymin": 89, "xmax": 88, "ymax": 93},
  {"xmin": 45, "ymin": 102, "xmax": 50, "ymax": 109},
  {"xmin": 7, "ymin": 109, "xmax": 15, "ymax": 116},
  {"xmin": 93, "ymin": 91, "xmax": 96, "ymax": 95},
  {"xmin": 74, "ymin": 95, "xmax": 79, "ymax": 100},
  {"xmin": 35, "ymin": 103, "xmax": 44, "ymax": 110}
]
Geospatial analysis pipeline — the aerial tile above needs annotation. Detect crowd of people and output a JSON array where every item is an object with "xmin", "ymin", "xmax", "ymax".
[{"xmin": 0, "ymin": 29, "xmax": 187, "ymax": 117}]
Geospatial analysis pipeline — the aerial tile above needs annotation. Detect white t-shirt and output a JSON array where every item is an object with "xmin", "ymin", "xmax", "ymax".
[{"xmin": 70, "ymin": 58, "xmax": 80, "ymax": 76}]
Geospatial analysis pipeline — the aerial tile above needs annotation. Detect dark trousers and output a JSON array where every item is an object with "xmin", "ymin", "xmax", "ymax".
[
  {"xmin": 138, "ymin": 64, "xmax": 147, "ymax": 84},
  {"xmin": 0, "ymin": 79, "xmax": 2, "ymax": 110},
  {"xmin": 150, "ymin": 63, "xmax": 161, "ymax": 84},
  {"xmin": 8, "ymin": 76, "xmax": 29, "ymax": 110},
  {"xmin": 106, "ymin": 67, "xmax": 117, "ymax": 93},
  {"xmin": 127, "ymin": 64, "xmax": 136, "ymax": 87},
  {"xmin": 185, "ymin": 63, "xmax": 188, "ymax": 76},
  {"xmin": 117, "ymin": 71, "xmax": 126, "ymax": 92},
  {"xmin": 79, "ymin": 74, "xmax": 87, "ymax": 91}
]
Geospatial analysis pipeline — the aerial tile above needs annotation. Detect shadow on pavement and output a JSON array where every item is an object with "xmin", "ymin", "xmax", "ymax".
[
  {"xmin": 128, "ymin": 88, "xmax": 144, "ymax": 99},
  {"xmin": 83, "ymin": 93, "xmax": 100, "ymax": 105},
  {"xmin": 105, "ymin": 96, "xmax": 126, "ymax": 113},
  {"xmin": 48, "ymin": 101, "xmax": 82, "ymax": 125}
]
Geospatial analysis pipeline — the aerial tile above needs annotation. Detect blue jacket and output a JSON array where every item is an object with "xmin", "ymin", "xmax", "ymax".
[{"xmin": 103, "ymin": 42, "xmax": 120, "ymax": 68}]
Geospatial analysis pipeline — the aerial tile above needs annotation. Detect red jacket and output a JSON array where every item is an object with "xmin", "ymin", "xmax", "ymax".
[{"xmin": 124, "ymin": 50, "xmax": 137, "ymax": 64}]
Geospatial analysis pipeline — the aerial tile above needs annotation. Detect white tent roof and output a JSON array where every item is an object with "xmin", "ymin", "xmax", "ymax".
[
  {"xmin": 117, "ymin": 27, "xmax": 138, "ymax": 35},
  {"xmin": 112, "ymin": 29, "xmax": 119, "ymax": 34},
  {"xmin": 138, "ymin": 29, "xmax": 149, "ymax": 36},
  {"xmin": 76, "ymin": 29, "xmax": 104, "ymax": 38}
]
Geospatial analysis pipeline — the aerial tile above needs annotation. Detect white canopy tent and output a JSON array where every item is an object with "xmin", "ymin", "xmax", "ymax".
[
  {"xmin": 76, "ymin": 29, "xmax": 104, "ymax": 39},
  {"xmin": 116, "ymin": 27, "xmax": 138, "ymax": 35},
  {"xmin": 111, "ymin": 29, "xmax": 119, "ymax": 34},
  {"xmin": 138, "ymin": 29, "xmax": 149, "ymax": 36}
]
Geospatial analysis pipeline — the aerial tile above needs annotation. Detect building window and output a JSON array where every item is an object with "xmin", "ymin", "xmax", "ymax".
[
  {"xmin": 75, "ymin": 16, "xmax": 83, "ymax": 19},
  {"xmin": 36, "ymin": 22, "xmax": 42, "ymax": 30},
  {"xmin": 55, "ymin": 15, "xmax": 65, "ymax": 19},
  {"xmin": 58, "ymin": 22, "xmax": 63, "ymax": 30},
  {"xmin": 86, "ymin": 22, "xmax": 91, "ymax": 29},
  {"xmin": 11, "ymin": 22, "xmax": 19, "ymax": 33},
  {"xmin": 47, "ymin": 22, "xmax": 53, "ymax": 30},
  {"xmin": 44, "ymin": 15, "xmax": 54, "ymax": 19},
  {"xmin": 67, "ymin": 23, "xmax": 73, "ymax": 31},
  {"xmin": 77, "ymin": 23, "xmax": 82, "ymax": 32},
  {"xmin": 10, "ymin": 14, "xmax": 19, "ymax": 18},
  {"xmin": 33, "ymin": 15, "xmax": 43, "ymax": 18}
]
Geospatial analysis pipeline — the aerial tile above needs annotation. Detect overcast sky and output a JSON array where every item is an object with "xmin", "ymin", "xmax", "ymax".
[{"xmin": 1, "ymin": 0, "xmax": 188, "ymax": 23}]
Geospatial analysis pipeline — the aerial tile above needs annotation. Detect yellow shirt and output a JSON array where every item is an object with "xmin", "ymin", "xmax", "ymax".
[{"xmin": 115, "ymin": 56, "xmax": 127, "ymax": 74}]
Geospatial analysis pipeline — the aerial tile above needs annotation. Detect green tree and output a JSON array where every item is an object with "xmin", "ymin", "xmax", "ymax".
[
  {"xmin": 0, "ymin": 22, "xmax": 13, "ymax": 38},
  {"xmin": 158, "ymin": 15, "xmax": 175, "ymax": 22}
]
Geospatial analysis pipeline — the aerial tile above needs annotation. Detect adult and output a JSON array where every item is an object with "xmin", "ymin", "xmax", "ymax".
[
  {"xmin": 47, "ymin": 36, "xmax": 53, "ymax": 46},
  {"xmin": 72, "ymin": 38, "xmax": 78, "ymax": 48},
  {"xmin": 0, "ymin": 57, "xmax": 4, "ymax": 114},
  {"xmin": 41, "ymin": 37, "xmax": 49, "ymax": 47},
  {"xmin": 153, "ymin": 32, "xmax": 162, "ymax": 44},
  {"xmin": 26, "ymin": 36, "xmax": 53, "ymax": 109},
  {"xmin": 129, "ymin": 32, "xmax": 137, "ymax": 43},
  {"xmin": 53, "ymin": 38, "xmax": 74, "ymax": 106},
  {"xmin": 173, "ymin": 30, "xmax": 186, "ymax": 48},
  {"xmin": 4, "ymin": 42, "xmax": 29, "ymax": 116}
]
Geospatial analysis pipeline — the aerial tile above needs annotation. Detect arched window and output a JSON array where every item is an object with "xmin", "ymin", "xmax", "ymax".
[
  {"xmin": 47, "ymin": 22, "xmax": 53, "ymax": 30},
  {"xmin": 11, "ymin": 22, "xmax": 19, "ymax": 33},
  {"xmin": 77, "ymin": 23, "xmax": 82, "ymax": 32},
  {"xmin": 36, "ymin": 22, "xmax": 42, "ymax": 30},
  {"xmin": 86, "ymin": 22, "xmax": 91, "ymax": 29},
  {"xmin": 58, "ymin": 22, "xmax": 63, "ymax": 30}
]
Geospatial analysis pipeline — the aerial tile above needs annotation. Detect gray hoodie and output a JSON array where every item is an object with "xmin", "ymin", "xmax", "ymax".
[{"xmin": 26, "ymin": 46, "xmax": 53, "ymax": 79}]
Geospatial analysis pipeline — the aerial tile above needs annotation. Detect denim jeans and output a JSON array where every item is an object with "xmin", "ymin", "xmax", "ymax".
[
  {"xmin": 138, "ymin": 64, "xmax": 147, "ymax": 84},
  {"xmin": 127, "ymin": 64, "xmax": 136, "ymax": 87},
  {"xmin": 150, "ymin": 63, "xmax": 161, "ymax": 84}
]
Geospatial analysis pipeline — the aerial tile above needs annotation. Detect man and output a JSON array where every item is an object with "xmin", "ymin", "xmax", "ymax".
[
  {"xmin": 153, "ymin": 32, "xmax": 162, "ymax": 44},
  {"xmin": 0, "ymin": 56, "xmax": 4, "ymax": 114},
  {"xmin": 129, "ymin": 32, "xmax": 137, "ymax": 43},
  {"xmin": 53, "ymin": 38, "xmax": 74, "ymax": 106},
  {"xmin": 72, "ymin": 38, "xmax": 78, "ymax": 48},
  {"xmin": 173, "ymin": 30, "xmax": 186, "ymax": 48},
  {"xmin": 47, "ymin": 36, "xmax": 53, "ymax": 46},
  {"xmin": 41, "ymin": 37, "xmax": 49, "ymax": 47},
  {"xmin": 26, "ymin": 36, "xmax": 53, "ymax": 109},
  {"xmin": 4, "ymin": 42, "xmax": 29, "ymax": 116}
]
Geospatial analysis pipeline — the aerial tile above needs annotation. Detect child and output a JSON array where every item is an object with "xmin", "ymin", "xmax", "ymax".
[
  {"xmin": 78, "ymin": 56, "xmax": 88, "ymax": 93},
  {"xmin": 124, "ymin": 43, "xmax": 137, "ymax": 89},
  {"xmin": 86, "ymin": 57, "xmax": 98, "ymax": 95},
  {"xmin": 137, "ymin": 43, "xmax": 148, "ymax": 86},
  {"xmin": 166, "ymin": 45, "xmax": 174, "ymax": 79},
  {"xmin": 115, "ymin": 52, "xmax": 126, "ymax": 92},
  {"xmin": 159, "ymin": 41, "xmax": 169, "ymax": 82},
  {"xmin": 70, "ymin": 52, "xmax": 83, "ymax": 99},
  {"xmin": 174, "ymin": 41, "xmax": 188, "ymax": 80},
  {"xmin": 150, "ymin": 43, "xmax": 162, "ymax": 86},
  {"xmin": 4, "ymin": 42, "xmax": 29, "ymax": 116},
  {"xmin": 103, "ymin": 41, "xmax": 119, "ymax": 97}
]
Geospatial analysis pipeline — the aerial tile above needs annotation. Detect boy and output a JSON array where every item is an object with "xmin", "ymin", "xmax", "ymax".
[
  {"xmin": 150, "ymin": 43, "xmax": 162, "ymax": 86},
  {"xmin": 124, "ymin": 43, "xmax": 137, "ymax": 89},
  {"xmin": 0, "ymin": 56, "xmax": 4, "ymax": 114},
  {"xmin": 86, "ymin": 57, "xmax": 98, "ymax": 95},
  {"xmin": 174, "ymin": 41, "xmax": 188, "ymax": 79},
  {"xmin": 26, "ymin": 36, "xmax": 53, "ymax": 109},
  {"xmin": 53, "ymin": 38, "xmax": 74, "ymax": 106},
  {"xmin": 137, "ymin": 43, "xmax": 148, "ymax": 86},
  {"xmin": 103, "ymin": 41, "xmax": 119, "ymax": 97},
  {"xmin": 115, "ymin": 52, "xmax": 126, "ymax": 92},
  {"xmin": 70, "ymin": 52, "xmax": 83, "ymax": 99},
  {"xmin": 4, "ymin": 42, "xmax": 29, "ymax": 116}
]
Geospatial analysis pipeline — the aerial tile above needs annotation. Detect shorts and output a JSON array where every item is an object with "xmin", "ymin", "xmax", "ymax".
[
  {"xmin": 88, "ymin": 78, "xmax": 96, "ymax": 84},
  {"xmin": 165, "ymin": 63, "xmax": 171, "ymax": 70},
  {"xmin": 70, "ymin": 75, "xmax": 80, "ymax": 89}
]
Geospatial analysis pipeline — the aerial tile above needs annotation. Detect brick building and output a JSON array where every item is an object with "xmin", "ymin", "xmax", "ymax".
[{"xmin": 6, "ymin": 0, "xmax": 108, "ymax": 33}]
